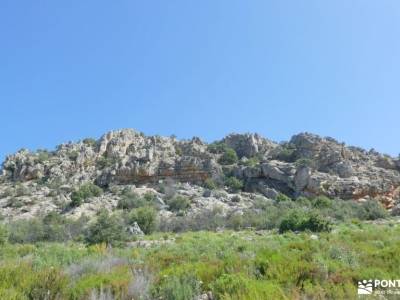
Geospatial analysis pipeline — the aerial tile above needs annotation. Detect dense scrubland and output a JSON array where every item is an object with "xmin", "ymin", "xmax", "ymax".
[{"xmin": 0, "ymin": 194, "xmax": 398, "ymax": 300}]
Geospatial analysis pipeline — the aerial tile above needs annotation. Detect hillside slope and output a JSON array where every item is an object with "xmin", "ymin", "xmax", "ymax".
[{"xmin": 1, "ymin": 129, "xmax": 399, "ymax": 220}]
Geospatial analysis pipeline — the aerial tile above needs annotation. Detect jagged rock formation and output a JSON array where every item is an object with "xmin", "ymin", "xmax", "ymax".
[{"xmin": 0, "ymin": 129, "xmax": 399, "ymax": 220}]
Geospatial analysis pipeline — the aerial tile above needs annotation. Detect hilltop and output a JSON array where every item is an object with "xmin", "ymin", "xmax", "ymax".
[{"xmin": 0, "ymin": 128, "xmax": 399, "ymax": 222}]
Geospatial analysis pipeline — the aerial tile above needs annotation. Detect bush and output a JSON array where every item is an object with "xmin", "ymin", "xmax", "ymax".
[
  {"xmin": 128, "ymin": 206, "xmax": 157, "ymax": 235},
  {"xmin": 85, "ymin": 211, "xmax": 127, "ymax": 246},
  {"xmin": 0, "ymin": 224, "xmax": 8, "ymax": 245},
  {"xmin": 154, "ymin": 275, "xmax": 201, "ymax": 300},
  {"xmin": 82, "ymin": 138, "xmax": 97, "ymax": 147},
  {"xmin": 208, "ymin": 141, "xmax": 228, "ymax": 154},
  {"xmin": 224, "ymin": 177, "xmax": 243, "ymax": 192},
  {"xmin": 117, "ymin": 191, "xmax": 143, "ymax": 210},
  {"xmin": 218, "ymin": 148, "xmax": 239, "ymax": 165},
  {"xmin": 295, "ymin": 158, "xmax": 315, "ymax": 168},
  {"xmin": 70, "ymin": 183, "xmax": 103, "ymax": 207},
  {"xmin": 167, "ymin": 196, "xmax": 191, "ymax": 212},
  {"xmin": 96, "ymin": 155, "xmax": 119, "ymax": 169},
  {"xmin": 276, "ymin": 193, "xmax": 292, "ymax": 202},
  {"xmin": 276, "ymin": 143, "xmax": 296, "ymax": 162},
  {"xmin": 211, "ymin": 273, "xmax": 249, "ymax": 299},
  {"xmin": 204, "ymin": 178, "xmax": 218, "ymax": 190},
  {"xmin": 359, "ymin": 200, "xmax": 388, "ymax": 220},
  {"xmin": 242, "ymin": 157, "xmax": 260, "ymax": 167},
  {"xmin": 312, "ymin": 195, "xmax": 332, "ymax": 208},
  {"xmin": 279, "ymin": 210, "xmax": 331, "ymax": 233},
  {"xmin": 7, "ymin": 213, "xmax": 89, "ymax": 244}
]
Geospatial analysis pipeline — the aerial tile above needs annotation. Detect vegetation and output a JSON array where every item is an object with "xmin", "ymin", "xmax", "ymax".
[
  {"xmin": 0, "ymin": 190, "xmax": 395, "ymax": 299},
  {"xmin": 279, "ymin": 210, "xmax": 332, "ymax": 233},
  {"xmin": 0, "ymin": 222, "xmax": 399, "ymax": 299},
  {"xmin": 127, "ymin": 206, "xmax": 157, "ymax": 235},
  {"xmin": 166, "ymin": 195, "xmax": 191, "ymax": 212},
  {"xmin": 85, "ymin": 210, "xmax": 127, "ymax": 246},
  {"xmin": 203, "ymin": 178, "xmax": 218, "ymax": 190},
  {"xmin": 117, "ymin": 190, "xmax": 158, "ymax": 210},
  {"xmin": 218, "ymin": 148, "xmax": 239, "ymax": 165},
  {"xmin": 82, "ymin": 138, "xmax": 97, "ymax": 147},
  {"xmin": 224, "ymin": 176, "xmax": 244, "ymax": 192},
  {"xmin": 70, "ymin": 183, "xmax": 103, "ymax": 207}
]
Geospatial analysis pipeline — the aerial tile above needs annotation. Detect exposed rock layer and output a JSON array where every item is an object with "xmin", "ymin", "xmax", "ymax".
[{"xmin": 1, "ymin": 129, "xmax": 399, "ymax": 220}]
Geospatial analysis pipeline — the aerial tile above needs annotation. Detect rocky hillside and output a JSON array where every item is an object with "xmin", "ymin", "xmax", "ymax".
[{"xmin": 1, "ymin": 129, "xmax": 399, "ymax": 221}]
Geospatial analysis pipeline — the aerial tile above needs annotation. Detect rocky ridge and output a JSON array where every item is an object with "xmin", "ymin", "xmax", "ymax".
[{"xmin": 1, "ymin": 129, "xmax": 399, "ymax": 221}]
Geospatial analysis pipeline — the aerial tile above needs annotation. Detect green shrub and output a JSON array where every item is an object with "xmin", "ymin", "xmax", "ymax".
[
  {"xmin": 224, "ymin": 177, "xmax": 243, "ymax": 192},
  {"xmin": 204, "ymin": 178, "xmax": 218, "ymax": 190},
  {"xmin": 96, "ymin": 155, "xmax": 119, "ymax": 169},
  {"xmin": 70, "ymin": 183, "xmax": 103, "ymax": 207},
  {"xmin": 276, "ymin": 193, "xmax": 292, "ymax": 202},
  {"xmin": 167, "ymin": 196, "xmax": 191, "ymax": 212},
  {"xmin": 85, "ymin": 211, "xmax": 127, "ymax": 246},
  {"xmin": 211, "ymin": 273, "xmax": 249, "ymax": 299},
  {"xmin": 276, "ymin": 143, "xmax": 296, "ymax": 162},
  {"xmin": 242, "ymin": 157, "xmax": 260, "ymax": 167},
  {"xmin": 36, "ymin": 149, "xmax": 51, "ymax": 163},
  {"xmin": 208, "ymin": 142, "xmax": 228, "ymax": 154},
  {"xmin": 279, "ymin": 210, "xmax": 331, "ymax": 233},
  {"xmin": 359, "ymin": 200, "xmax": 388, "ymax": 220},
  {"xmin": 128, "ymin": 206, "xmax": 157, "ymax": 235},
  {"xmin": 82, "ymin": 138, "xmax": 97, "ymax": 147},
  {"xmin": 0, "ymin": 224, "xmax": 8, "ymax": 245},
  {"xmin": 155, "ymin": 274, "xmax": 201, "ymax": 300},
  {"xmin": 218, "ymin": 148, "xmax": 239, "ymax": 165},
  {"xmin": 312, "ymin": 195, "xmax": 332, "ymax": 208},
  {"xmin": 295, "ymin": 158, "xmax": 314, "ymax": 168},
  {"xmin": 117, "ymin": 191, "xmax": 142, "ymax": 210}
]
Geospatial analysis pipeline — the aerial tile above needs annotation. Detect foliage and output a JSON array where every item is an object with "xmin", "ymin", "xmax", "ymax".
[
  {"xmin": 166, "ymin": 195, "xmax": 191, "ymax": 212},
  {"xmin": 96, "ymin": 155, "xmax": 119, "ymax": 169},
  {"xmin": 85, "ymin": 210, "xmax": 127, "ymax": 246},
  {"xmin": 7, "ymin": 214, "xmax": 88, "ymax": 244},
  {"xmin": 154, "ymin": 274, "xmax": 201, "ymax": 300},
  {"xmin": 128, "ymin": 206, "xmax": 157, "ymax": 235},
  {"xmin": 279, "ymin": 210, "xmax": 332, "ymax": 233},
  {"xmin": 0, "ymin": 225, "xmax": 8, "ymax": 245},
  {"xmin": 224, "ymin": 177, "xmax": 243, "ymax": 192},
  {"xmin": 207, "ymin": 141, "xmax": 228, "ymax": 154},
  {"xmin": 0, "ymin": 223, "xmax": 399, "ymax": 299},
  {"xmin": 242, "ymin": 156, "xmax": 260, "ymax": 167},
  {"xmin": 295, "ymin": 158, "xmax": 315, "ymax": 168},
  {"xmin": 204, "ymin": 178, "xmax": 218, "ymax": 190},
  {"xmin": 359, "ymin": 200, "xmax": 388, "ymax": 220},
  {"xmin": 276, "ymin": 193, "xmax": 292, "ymax": 202},
  {"xmin": 82, "ymin": 138, "xmax": 97, "ymax": 147},
  {"xmin": 276, "ymin": 143, "xmax": 296, "ymax": 162},
  {"xmin": 218, "ymin": 148, "xmax": 239, "ymax": 165},
  {"xmin": 70, "ymin": 183, "xmax": 103, "ymax": 207}
]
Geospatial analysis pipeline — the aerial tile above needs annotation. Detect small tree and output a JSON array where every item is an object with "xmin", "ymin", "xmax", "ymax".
[
  {"xmin": 85, "ymin": 210, "xmax": 127, "ymax": 246},
  {"xmin": 224, "ymin": 177, "xmax": 243, "ymax": 192},
  {"xmin": 218, "ymin": 148, "xmax": 238, "ymax": 165},
  {"xmin": 128, "ymin": 207, "xmax": 157, "ymax": 235},
  {"xmin": 70, "ymin": 183, "xmax": 103, "ymax": 207},
  {"xmin": 167, "ymin": 196, "xmax": 191, "ymax": 212}
]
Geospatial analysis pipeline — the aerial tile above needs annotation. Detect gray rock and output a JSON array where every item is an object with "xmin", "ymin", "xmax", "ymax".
[{"xmin": 128, "ymin": 222, "xmax": 144, "ymax": 236}]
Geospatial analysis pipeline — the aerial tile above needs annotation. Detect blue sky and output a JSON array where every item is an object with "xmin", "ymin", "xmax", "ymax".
[{"xmin": 1, "ymin": 1, "xmax": 399, "ymax": 161}]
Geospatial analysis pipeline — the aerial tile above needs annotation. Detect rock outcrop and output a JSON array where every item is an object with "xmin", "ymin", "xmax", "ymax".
[{"xmin": 0, "ymin": 129, "xmax": 399, "ymax": 220}]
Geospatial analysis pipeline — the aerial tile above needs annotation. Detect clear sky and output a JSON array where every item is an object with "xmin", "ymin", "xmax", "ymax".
[{"xmin": 1, "ymin": 1, "xmax": 399, "ymax": 162}]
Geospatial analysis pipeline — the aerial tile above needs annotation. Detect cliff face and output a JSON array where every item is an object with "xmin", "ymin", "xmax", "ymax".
[{"xmin": 1, "ymin": 129, "xmax": 399, "ymax": 220}]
